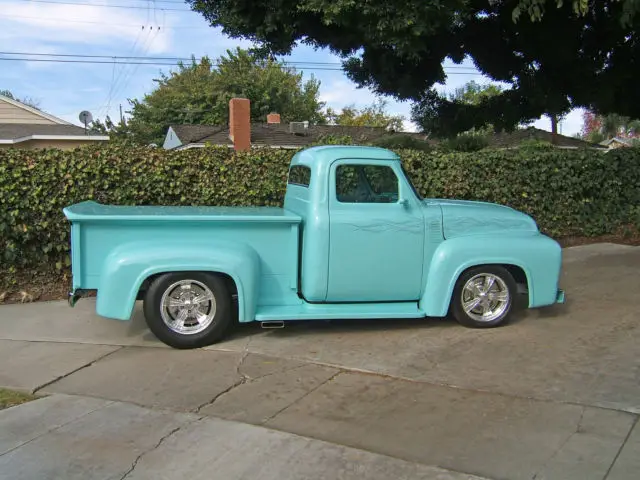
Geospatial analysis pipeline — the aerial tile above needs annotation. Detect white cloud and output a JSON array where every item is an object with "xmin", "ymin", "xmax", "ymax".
[
  {"xmin": 0, "ymin": 1, "xmax": 172, "ymax": 54},
  {"xmin": 319, "ymin": 79, "xmax": 379, "ymax": 107}
]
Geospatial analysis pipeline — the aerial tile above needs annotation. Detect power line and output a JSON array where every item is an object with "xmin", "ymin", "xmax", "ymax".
[
  {"xmin": 0, "ymin": 13, "xmax": 206, "ymax": 29},
  {"xmin": 0, "ymin": 52, "xmax": 480, "ymax": 70},
  {"xmin": 99, "ymin": 24, "xmax": 149, "ymax": 118},
  {"xmin": 0, "ymin": 51, "xmax": 343, "ymax": 65},
  {"xmin": 0, "ymin": 57, "xmax": 347, "ymax": 69},
  {"xmin": 0, "ymin": 57, "xmax": 483, "ymax": 74},
  {"xmin": 16, "ymin": 0, "xmax": 191, "ymax": 12}
]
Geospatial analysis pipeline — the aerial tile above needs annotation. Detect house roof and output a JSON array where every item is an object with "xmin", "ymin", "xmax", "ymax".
[
  {"xmin": 487, "ymin": 127, "xmax": 605, "ymax": 149},
  {"xmin": 0, "ymin": 123, "xmax": 109, "ymax": 144},
  {"xmin": 168, "ymin": 123, "xmax": 425, "ymax": 149},
  {"xmin": 170, "ymin": 124, "xmax": 225, "ymax": 144},
  {"xmin": 0, "ymin": 123, "xmax": 89, "ymax": 139},
  {"xmin": 0, "ymin": 94, "xmax": 72, "ymax": 125},
  {"xmin": 600, "ymin": 137, "xmax": 633, "ymax": 147}
]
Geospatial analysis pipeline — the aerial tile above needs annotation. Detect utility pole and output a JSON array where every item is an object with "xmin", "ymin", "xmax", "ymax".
[{"xmin": 119, "ymin": 104, "xmax": 124, "ymax": 124}]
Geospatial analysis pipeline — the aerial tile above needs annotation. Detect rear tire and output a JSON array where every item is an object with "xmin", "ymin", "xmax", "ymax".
[
  {"xmin": 450, "ymin": 266, "xmax": 516, "ymax": 328},
  {"xmin": 143, "ymin": 272, "xmax": 232, "ymax": 349}
]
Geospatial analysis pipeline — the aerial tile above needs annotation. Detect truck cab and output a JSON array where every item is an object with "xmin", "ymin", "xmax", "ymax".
[{"xmin": 64, "ymin": 145, "xmax": 565, "ymax": 349}]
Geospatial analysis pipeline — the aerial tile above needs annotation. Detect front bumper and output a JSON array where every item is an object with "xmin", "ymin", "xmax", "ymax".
[{"xmin": 556, "ymin": 289, "xmax": 566, "ymax": 304}]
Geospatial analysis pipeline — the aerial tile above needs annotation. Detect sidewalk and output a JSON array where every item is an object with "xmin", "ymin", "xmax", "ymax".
[{"xmin": 0, "ymin": 394, "xmax": 483, "ymax": 480}]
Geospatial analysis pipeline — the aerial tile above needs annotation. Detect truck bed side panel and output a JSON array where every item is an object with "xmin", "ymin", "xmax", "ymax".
[{"xmin": 75, "ymin": 219, "xmax": 302, "ymax": 315}]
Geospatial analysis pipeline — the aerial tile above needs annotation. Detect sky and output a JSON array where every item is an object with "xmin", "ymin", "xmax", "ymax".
[{"xmin": 0, "ymin": 0, "xmax": 584, "ymax": 136}]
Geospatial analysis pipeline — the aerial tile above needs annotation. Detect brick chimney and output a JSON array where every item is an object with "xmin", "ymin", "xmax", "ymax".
[
  {"xmin": 229, "ymin": 98, "xmax": 251, "ymax": 151},
  {"xmin": 267, "ymin": 113, "xmax": 281, "ymax": 124}
]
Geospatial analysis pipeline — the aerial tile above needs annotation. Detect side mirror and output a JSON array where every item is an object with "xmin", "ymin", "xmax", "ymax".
[{"xmin": 398, "ymin": 198, "xmax": 409, "ymax": 208}]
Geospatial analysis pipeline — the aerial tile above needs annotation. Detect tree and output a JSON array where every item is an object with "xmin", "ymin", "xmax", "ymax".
[
  {"xmin": 513, "ymin": 0, "xmax": 640, "ymax": 25},
  {"xmin": 412, "ymin": 81, "xmax": 502, "ymax": 135},
  {"xmin": 186, "ymin": 0, "xmax": 640, "ymax": 135},
  {"xmin": 448, "ymin": 81, "xmax": 503, "ymax": 106},
  {"xmin": 0, "ymin": 89, "xmax": 41, "ymax": 110},
  {"xmin": 90, "ymin": 116, "xmax": 133, "ymax": 143},
  {"xmin": 326, "ymin": 99, "xmax": 404, "ymax": 130},
  {"xmin": 125, "ymin": 48, "xmax": 326, "ymax": 144},
  {"xmin": 581, "ymin": 111, "xmax": 640, "ymax": 143}
]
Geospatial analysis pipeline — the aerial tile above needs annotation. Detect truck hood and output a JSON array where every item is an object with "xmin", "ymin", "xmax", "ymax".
[{"xmin": 425, "ymin": 199, "xmax": 538, "ymax": 239}]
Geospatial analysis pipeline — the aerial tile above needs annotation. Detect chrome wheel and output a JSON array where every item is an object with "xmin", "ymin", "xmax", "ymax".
[
  {"xmin": 461, "ymin": 273, "xmax": 510, "ymax": 323},
  {"xmin": 160, "ymin": 280, "xmax": 217, "ymax": 335}
]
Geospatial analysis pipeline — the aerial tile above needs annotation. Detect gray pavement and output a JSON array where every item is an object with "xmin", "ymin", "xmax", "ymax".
[
  {"xmin": 0, "ymin": 395, "xmax": 483, "ymax": 480},
  {"xmin": 0, "ymin": 243, "xmax": 639, "ymax": 479}
]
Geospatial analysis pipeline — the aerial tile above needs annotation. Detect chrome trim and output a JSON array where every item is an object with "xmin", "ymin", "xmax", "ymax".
[{"xmin": 461, "ymin": 273, "xmax": 511, "ymax": 322}]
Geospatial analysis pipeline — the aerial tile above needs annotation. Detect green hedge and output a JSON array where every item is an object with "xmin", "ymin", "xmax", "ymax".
[{"xmin": 1, "ymin": 144, "xmax": 639, "ymax": 277}]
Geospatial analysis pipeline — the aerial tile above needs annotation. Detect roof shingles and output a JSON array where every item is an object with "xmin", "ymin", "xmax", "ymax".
[
  {"xmin": 169, "ymin": 123, "xmax": 421, "ymax": 149},
  {"xmin": 0, "ymin": 123, "xmax": 89, "ymax": 140}
]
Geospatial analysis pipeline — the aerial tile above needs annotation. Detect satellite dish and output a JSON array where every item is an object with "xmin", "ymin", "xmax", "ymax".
[{"xmin": 79, "ymin": 110, "xmax": 93, "ymax": 134}]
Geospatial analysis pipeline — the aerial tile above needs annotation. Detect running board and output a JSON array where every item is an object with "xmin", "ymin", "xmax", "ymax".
[{"xmin": 255, "ymin": 302, "xmax": 425, "ymax": 321}]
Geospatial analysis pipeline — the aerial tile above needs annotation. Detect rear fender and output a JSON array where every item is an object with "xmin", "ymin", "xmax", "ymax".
[
  {"xmin": 419, "ymin": 233, "xmax": 562, "ymax": 316},
  {"xmin": 96, "ymin": 240, "xmax": 260, "ymax": 322}
]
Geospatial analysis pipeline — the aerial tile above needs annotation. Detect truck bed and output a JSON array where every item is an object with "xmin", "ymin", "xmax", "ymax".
[
  {"xmin": 63, "ymin": 201, "xmax": 302, "ymax": 316},
  {"xmin": 64, "ymin": 201, "xmax": 301, "ymax": 223}
]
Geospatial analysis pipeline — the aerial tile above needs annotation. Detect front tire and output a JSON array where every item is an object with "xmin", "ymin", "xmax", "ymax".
[
  {"xmin": 143, "ymin": 272, "xmax": 232, "ymax": 349},
  {"xmin": 450, "ymin": 266, "xmax": 516, "ymax": 328}
]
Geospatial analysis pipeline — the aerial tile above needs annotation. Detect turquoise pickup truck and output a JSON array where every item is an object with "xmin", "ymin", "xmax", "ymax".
[{"xmin": 64, "ymin": 145, "xmax": 565, "ymax": 349}]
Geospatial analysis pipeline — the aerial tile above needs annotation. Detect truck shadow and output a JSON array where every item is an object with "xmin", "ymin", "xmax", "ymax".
[
  {"xmin": 225, "ymin": 302, "xmax": 556, "ymax": 342},
  {"xmin": 227, "ymin": 316, "xmax": 462, "ymax": 341}
]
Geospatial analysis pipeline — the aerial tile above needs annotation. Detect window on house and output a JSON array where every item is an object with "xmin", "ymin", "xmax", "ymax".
[
  {"xmin": 336, "ymin": 164, "xmax": 399, "ymax": 203},
  {"xmin": 288, "ymin": 165, "xmax": 311, "ymax": 187}
]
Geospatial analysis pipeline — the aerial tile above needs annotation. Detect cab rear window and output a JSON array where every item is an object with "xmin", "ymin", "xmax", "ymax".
[{"xmin": 288, "ymin": 165, "xmax": 311, "ymax": 187}]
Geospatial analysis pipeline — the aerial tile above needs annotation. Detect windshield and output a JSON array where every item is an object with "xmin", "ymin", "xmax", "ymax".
[{"xmin": 401, "ymin": 165, "xmax": 423, "ymax": 201}]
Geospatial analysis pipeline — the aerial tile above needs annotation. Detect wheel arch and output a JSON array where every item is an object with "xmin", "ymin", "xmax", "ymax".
[
  {"xmin": 95, "ymin": 240, "xmax": 260, "ymax": 322},
  {"xmin": 419, "ymin": 236, "xmax": 546, "ymax": 317}
]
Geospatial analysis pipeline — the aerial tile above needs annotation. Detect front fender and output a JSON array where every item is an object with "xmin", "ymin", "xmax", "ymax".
[
  {"xmin": 419, "ymin": 233, "xmax": 562, "ymax": 317},
  {"xmin": 96, "ymin": 240, "xmax": 261, "ymax": 322}
]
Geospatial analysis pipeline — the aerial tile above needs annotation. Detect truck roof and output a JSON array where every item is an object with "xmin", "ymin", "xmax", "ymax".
[{"xmin": 290, "ymin": 145, "xmax": 400, "ymax": 169}]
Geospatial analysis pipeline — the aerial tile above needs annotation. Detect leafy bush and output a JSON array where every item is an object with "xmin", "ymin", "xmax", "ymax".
[
  {"xmin": 312, "ymin": 134, "xmax": 355, "ymax": 145},
  {"xmin": 1, "ymin": 144, "xmax": 639, "ymax": 279},
  {"xmin": 441, "ymin": 133, "xmax": 490, "ymax": 152}
]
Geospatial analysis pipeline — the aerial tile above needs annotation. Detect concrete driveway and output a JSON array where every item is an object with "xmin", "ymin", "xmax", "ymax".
[{"xmin": 0, "ymin": 243, "xmax": 639, "ymax": 480}]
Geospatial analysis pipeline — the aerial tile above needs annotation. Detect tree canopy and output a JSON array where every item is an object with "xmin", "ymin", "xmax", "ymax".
[
  {"xmin": 326, "ymin": 99, "xmax": 404, "ymax": 130},
  {"xmin": 412, "ymin": 81, "xmax": 502, "ymax": 135},
  {"xmin": 187, "ymin": 0, "xmax": 640, "ymax": 135},
  {"xmin": 124, "ymin": 48, "xmax": 326, "ymax": 144}
]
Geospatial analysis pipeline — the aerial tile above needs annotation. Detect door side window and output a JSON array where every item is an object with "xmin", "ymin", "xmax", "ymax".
[{"xmin": 336, "ymin": 164, "xmax": 399, "ymax": 203}]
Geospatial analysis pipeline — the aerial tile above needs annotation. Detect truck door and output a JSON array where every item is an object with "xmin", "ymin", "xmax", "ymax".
[{"xmin": 326, "ymin": 160, "xmax": 425, "ymax": 302}]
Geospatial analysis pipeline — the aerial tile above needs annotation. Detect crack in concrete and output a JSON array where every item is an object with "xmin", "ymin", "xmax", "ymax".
[
  {"xmin": 260, "ymin": 370, "xmax": 343, "ymax": 426},
  {"xmin": 193, "ymin": 361, "xmax": 314, "ymax": 414},
  {"xmin": 32, "ymin": 346, "xmax": 124, "ymax": 394},
  {"xmin": 603, "ymin": 413, "xmax": 639, "ymax": 480},
  {"xmin": 531, "ymin": 406, "xmax": 586, "ymax": 480},
  {"xmin": 194, "ymin": 378, "xmax": 246, "ymax": 413},
  {"xmin": 235, "ymin": 335, "xmax": 253, "ymax": 381},
  {"xmin": 119, "ymin": 416, "xmax": 203, "ymax": 480},
  {"xmin": 193, "ymin": 344, "xmax": 254, "ymax": 413}
]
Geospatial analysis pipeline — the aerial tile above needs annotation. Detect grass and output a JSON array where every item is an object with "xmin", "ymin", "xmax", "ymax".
[{"xmin": 0, "ymin": 389, "xmax": 37, "ymax": 410}]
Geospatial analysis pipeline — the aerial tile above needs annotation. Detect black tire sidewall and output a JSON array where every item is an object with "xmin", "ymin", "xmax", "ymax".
[
  {"xmin": 451, "ymin": 266, "xmax": 517, "ymax": 328},
  {"xmin": 143, "ymin": 272, "xmax": 232, "ymax": 349}
]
